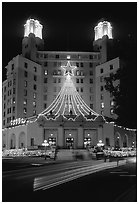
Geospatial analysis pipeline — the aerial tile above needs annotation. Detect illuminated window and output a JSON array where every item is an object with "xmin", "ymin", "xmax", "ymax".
[
  {"xmin": 101, "ymin": 102, "xmax": 104, "ymax": 109},
  {"xmin": 24, "ymin": 62, "xmax": 28, "ymax": 68},
  {"xmin": 44, "ymin": 70, "xmax": 48, "ymax": 75},
  {"xmin": 24, "ymin": 71, "xmax": 28, "ymax": 77},
  {"xmin": 23, "ymin": 107, "xmax": 27, "ymax": 114},
  {"xmin": 24, "ymin": 80, "xmax": 27, "ymax": 87},
  {"xmin": 23, "ymin": 99, "xmax": 27, "ymax": 105},
  {"xmin": 110, "ymin": 108, "xmax": 114, "ymax": 115},
  {"xmin": 33, "ymin": 92, "xmax": 37, "ymax": 99},
  {"xmin": 44, "ymin": 78, "xmax": 47, "ymax": 83},
  {"xmin": 90, "ymin": 78, "xmax": 93, "ymax": 84},
  {"xmin": 33, "ymin": 84, "xmax": 37, "ymax": 90},
  {"xmin": 80, "ymin": 71, "xmax": 84, "ymax": 76},
  {"xmin": 76, "ymin": 70, "xmax": 80, "ymax": 76},
  {"xmin": 57, "ymin": 70, "xmax": 61, "ymax": 75},
  {"xmin": 110, "ymin": 100, "xmax": 115, "ymax": 106},
  {"xmin": 33, "ymin": 101, "xmax": 36, "ymax": 107},
  {"xmin": 34, "ymin": 75, "xmax": 37, "ymax": 81}
]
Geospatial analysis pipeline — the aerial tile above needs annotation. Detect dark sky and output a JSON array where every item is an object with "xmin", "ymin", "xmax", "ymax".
[{"xmin": 2, "ymin": 2, "xmax": 137, "ymax": 128}]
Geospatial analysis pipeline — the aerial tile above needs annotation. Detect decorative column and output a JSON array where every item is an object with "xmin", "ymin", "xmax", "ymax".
[
  {"xmin": 58, "ymin": 126, "xmax": 64, "ymax": 148},
  {"xmin": 77, "ymin": 126, "xmax": 84, "ymax": 148}
]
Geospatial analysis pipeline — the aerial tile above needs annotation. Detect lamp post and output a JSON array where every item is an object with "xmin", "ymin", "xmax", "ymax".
[{"xmin": 42, "ymin": 140, "xmax": 49, "ymax": 160}]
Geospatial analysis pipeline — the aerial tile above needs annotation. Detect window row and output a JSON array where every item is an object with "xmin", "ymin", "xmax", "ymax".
[
  {"xmin": 24, "ymin": 62, "xmax": 37, "ymax": 72},
  {"xmin": 100, "ymin": 64, "xmax": 114, "ymax": 74}
]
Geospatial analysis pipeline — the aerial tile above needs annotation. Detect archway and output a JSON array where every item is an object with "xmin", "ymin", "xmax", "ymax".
[
  {"xmin": 19, "ymin": 132, "xmax": 26, "ymax": 149},
  {"xmin": 10, "ymin": 133, "xmax": 16, "ymax": 149},
  {"xmin": 114, "ymin": 132, "xmax": 121, "ymax": 148},
  {"xmin": 123, "ymin": 134, "xmax": 128, "ymax": 147}
]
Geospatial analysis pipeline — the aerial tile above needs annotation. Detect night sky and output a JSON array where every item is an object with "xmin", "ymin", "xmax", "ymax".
[{"xmin": 2, "ymin": 2, "xmax": 137, "ymax": 128}]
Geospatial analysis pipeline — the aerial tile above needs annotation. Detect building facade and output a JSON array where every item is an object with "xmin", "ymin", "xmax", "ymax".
[{"xmin": 2, "ymin": 19, "xmax": 136, "ymax": 150}]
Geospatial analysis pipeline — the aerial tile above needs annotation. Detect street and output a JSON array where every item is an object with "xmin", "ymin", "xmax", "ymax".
[{"xmin": 2, "ymin": 157, "xmax": 137, "ymax": 202}]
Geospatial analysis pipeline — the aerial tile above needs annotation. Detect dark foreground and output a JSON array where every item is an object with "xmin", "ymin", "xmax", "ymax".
[{"xmin": 3, "ymin": 157, "xmax": 137, "ymax": 202}]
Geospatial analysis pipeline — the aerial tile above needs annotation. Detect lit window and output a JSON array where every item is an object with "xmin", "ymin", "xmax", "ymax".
[
  {"xmin": 24, "ymin": 80, "xmax": 27, "ymax": 87},
  {"xmin": 76, "ymin": 70, "xmax": 80, "ymax": 76},
  {"xmin": 80, "ymin": 71, "xmax": 84, "ymax": 76},
  {"xmin": 101, "ymin": 102, "xmax": 104, "ymax": 109},
  {"xmin": 90, "ymin": 78, "xmax": 93, "ymax": 84},
  {"xmin": 100, "ymin": 68, "xmax": 103, "ymax": 74},
  {"xmin": 110, "ymin": 108, "xmax": 114, "ymax": 115},
  {"xmin": 44, "ymin": 70, "xmax": 48, "ymax": 75},
  {"xmin": 34, "ymin": 67, "xmax": 37, "ymax": 72},
  {"xmin": 57, "ymin": 70, "xmax": 61, "ymax": 75},
  {"xmin": 33, "ymin": 101, "xmax": 36, "ymax": 107},
  {"xmin": 110, "ymin": 101, "xmax": 115, "ymax": 106},
  {"xmin": 24, "ymin": 62, "xmax": 28, "ymax": 68},
  {"xmin": 13, "ymin": 97, "xmax": 15, "ymax": 104},
  {"xmin": 33, "ymin": 93, "xmax": 37, "ymax": 99},
  {"xmin": 23, "ymin": 107, "xmax": 27, "ymax": 114},
  {"xmin": 23, "ymin": 99, "xmax": 27, "ymax": 105}
]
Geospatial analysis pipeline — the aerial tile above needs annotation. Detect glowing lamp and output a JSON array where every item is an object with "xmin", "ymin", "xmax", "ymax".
[{"xmin": 24, "ymin": 19, "xmax": 43, "ymax": 39}]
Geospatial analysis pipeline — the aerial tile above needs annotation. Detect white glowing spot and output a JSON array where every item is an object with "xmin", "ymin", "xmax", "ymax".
[
  {"xmin": 94, "ymin": 21, "xmax": 113, "ymax": 41},
  {"xmin": 24, "ymin": 19, "xmax": 43, "ymax": 39}
]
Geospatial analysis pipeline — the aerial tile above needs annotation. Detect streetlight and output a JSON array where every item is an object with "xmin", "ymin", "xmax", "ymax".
[{"xmin": 42, "ymin": 140, "xmax": 49, "ymax": 160}]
